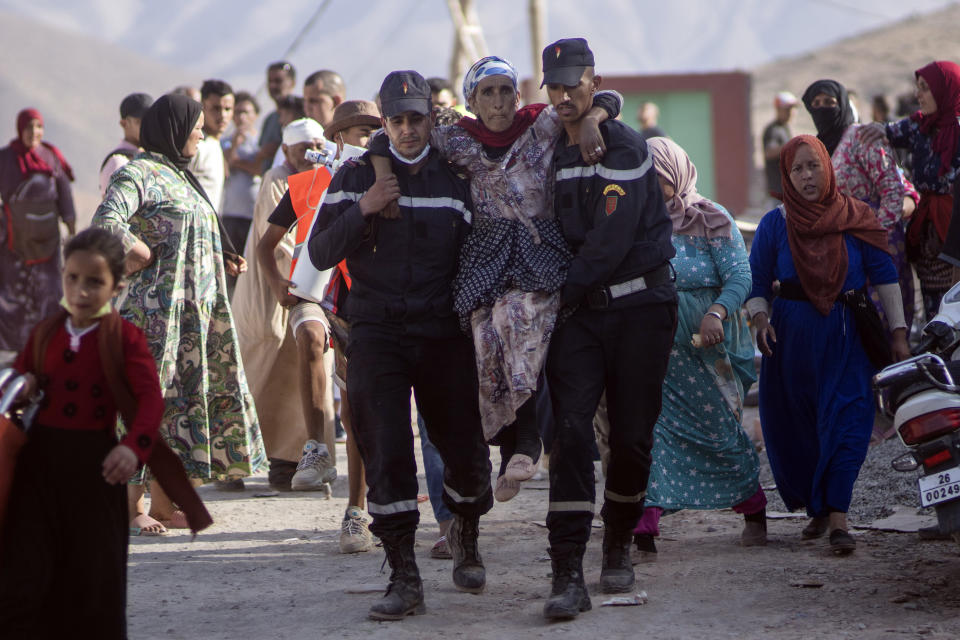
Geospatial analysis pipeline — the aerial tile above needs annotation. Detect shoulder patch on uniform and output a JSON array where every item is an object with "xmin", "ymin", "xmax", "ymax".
[{"xmin": 602, "ymin": 184, "xmax": 625, "ymax": 196}]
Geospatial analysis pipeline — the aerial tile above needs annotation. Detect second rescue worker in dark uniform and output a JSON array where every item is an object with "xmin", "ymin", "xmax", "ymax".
[
  {"xmin": 308, "ymin": 71, "xmax": 493, "ymax": 621},
  {"xmin": 541, "ymin": 38, "xmax": 678, "ymax": 620}
]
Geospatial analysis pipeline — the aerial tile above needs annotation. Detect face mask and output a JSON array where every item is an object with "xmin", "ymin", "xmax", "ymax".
[
  {"xmin": 60, "ymin": 296, "xmax": 113, "ymax": 319},
  {"xmin": 389, "ymin": 141, "xmax": 431, "ymax": 165}
]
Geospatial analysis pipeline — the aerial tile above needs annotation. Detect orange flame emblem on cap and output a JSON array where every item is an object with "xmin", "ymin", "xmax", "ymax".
[
  {"xmin": 402, "ymin": 82, "xmax": 408, "ymax": 94},
  {"xmin": 555, "ymin": 46, "xmax": 561, "ymax": 58}
]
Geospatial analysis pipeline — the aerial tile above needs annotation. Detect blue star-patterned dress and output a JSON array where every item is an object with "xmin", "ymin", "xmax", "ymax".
[{"xmin": 646, "ymin": 207, "xmax": 760, "ymax": 511}]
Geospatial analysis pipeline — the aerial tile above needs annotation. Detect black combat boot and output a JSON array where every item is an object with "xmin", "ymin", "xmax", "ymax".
[
  {"xmin": 447, "ymin": 514, "xmax": 485, "ymax": 593},
  {"xmin": 369, "ymin": 533, "xmax": 425, "ymax": 621},
  {"xmin": 600, "ymin": 525, "xmax": 636, "ymax": 593},
  {"xmin": 543, "ymin": 545, "xmax": 591, "ymax": 620}
]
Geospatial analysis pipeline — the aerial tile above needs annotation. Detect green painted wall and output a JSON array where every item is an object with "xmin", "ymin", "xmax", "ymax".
[{"xmin": 622, "ymin": 91, "xmax": 715, "ymax": 200}]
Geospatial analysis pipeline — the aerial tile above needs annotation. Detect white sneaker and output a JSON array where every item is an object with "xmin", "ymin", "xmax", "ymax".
[
  {"xmin": 291, "ymin": 440, "xmax": 337, "ymax": 490},
  {"xmin": 340, "ymin": 506, "xmax": 374, "ymax": 553}
]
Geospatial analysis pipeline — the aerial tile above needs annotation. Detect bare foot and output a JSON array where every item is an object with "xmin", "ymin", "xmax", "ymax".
[
  {"xmin": 151, "ymin": 509, "xmax": 189, "ymax": 529},
  {"xmin": 130, "ymin": 513, "xmax": 167, "ymax": 536},
  {"xmin": 504, "ymin": 454, "xmax": 537, "ymax": 482},
  {"xmin": 494, "ymin": 475, "xmax": 520, "ymax": 502}
]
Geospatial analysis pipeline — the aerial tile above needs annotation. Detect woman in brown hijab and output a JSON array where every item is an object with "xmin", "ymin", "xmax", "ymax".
[{"xmin": 746, "ymin": 135, "xmax": 909, "ymax": 555}]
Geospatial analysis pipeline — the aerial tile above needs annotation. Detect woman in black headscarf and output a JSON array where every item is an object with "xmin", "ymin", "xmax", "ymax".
[
  {"xmin": 94, "ymin": 94, "xmax": 264, "ymax": 535},
  {"xmin": 803, "ymin": 79, "xmax": 918, "ymax": 338}
]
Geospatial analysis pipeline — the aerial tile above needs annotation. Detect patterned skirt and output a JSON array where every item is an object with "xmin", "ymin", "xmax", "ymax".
[{"xmin": 454, "ymin": 216, "xmax": 571, "ymax": 440}]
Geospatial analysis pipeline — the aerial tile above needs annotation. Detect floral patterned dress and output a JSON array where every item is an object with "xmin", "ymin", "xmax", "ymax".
[
  {"xmin": 831, "ymin": 123, "xmax": 918, "ymax": 330},
  {"xmin": 437, "ymin": 112, "xmax": 572, "ymax": 440},
  {"xmin": 93, "ymin": 151, "xmax": 265, "ymax": 479},
  {"xmin": 646, "ymin": 209, "xmax": 759, "ymax": 510},
  {"xmin": 885, "ymin": 117, "xmax": 960, "ymax": 316}
]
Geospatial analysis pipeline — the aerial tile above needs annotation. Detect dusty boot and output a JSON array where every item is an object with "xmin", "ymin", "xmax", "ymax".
[
  {"xmin": 543, "ymin": 545, "xmax": 591, "ymax": 620},
  {"xmin": 447, "ymin": 514, "xmax": 485, "ymax": 593},
  {"xmin": 741, "ymin": 510, "xmax": 768, "ymax": 547},
  {"xmin": 368, "ymin": 534, "xmax": 425, "ymax": 621},
  {"xmin": 600, "ymin": 526, "xmax": 635, "ymax": 594}
]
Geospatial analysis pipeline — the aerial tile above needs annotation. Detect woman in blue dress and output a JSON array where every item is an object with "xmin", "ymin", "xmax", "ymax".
[
  {"xmin": 747, "ymin": 135, "xmax": 910, "ymax": 555},
  {"xmin": 632, "ymin": 137, "xmax": 766, "ymax": 553}
]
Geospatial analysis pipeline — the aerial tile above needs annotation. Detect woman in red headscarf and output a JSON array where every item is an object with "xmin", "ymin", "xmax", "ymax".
[
  {"xmin": 861, "ymin": 61, "xmax": 960, "ymax": 319},
  {"xmin": 747, "ymin": 135, "xmax": 909, "ymax": 555},
  {"xmin": 0, "ymin": 108, "xmax": 76, "ymax": 361}
]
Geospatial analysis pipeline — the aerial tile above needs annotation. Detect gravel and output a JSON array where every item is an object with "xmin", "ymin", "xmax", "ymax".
[{"xmin": 758, "ymin": 433, "xmax": 928, "ymax": 523}]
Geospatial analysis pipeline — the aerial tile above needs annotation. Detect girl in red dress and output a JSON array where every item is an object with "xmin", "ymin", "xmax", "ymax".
[{"xmin": 0, "ymin": 227, "xmax": 165, "ymax": 638}]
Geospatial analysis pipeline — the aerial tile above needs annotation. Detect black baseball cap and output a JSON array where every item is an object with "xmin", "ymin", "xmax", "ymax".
[
  {"xmin": 540, "ymin": 38, "xmax": 595, "ymax": 88},
  {"xmin": 120, "ymin": 93, "xmax": 153, "ymax": 119},
  {"xmin": 379, "ymin": 71, "xmax": 431, "ymax": 118}
]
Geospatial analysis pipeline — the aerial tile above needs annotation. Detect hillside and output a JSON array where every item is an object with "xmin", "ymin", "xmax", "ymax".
[
  {"xmin": 751, "ymin": 3, "xmax": 960, "ymax": 162},
  {"xmin": 0, "ymin": 10, "xmax": 193, "ymax": 223}
]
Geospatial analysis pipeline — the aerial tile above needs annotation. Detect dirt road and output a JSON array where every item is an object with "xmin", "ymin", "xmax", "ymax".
[{"xmin": 129, "ymin": 434, "xmax": 960, "ymax": 640}]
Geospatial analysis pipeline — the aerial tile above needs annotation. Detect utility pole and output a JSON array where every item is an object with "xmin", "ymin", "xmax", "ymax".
[
  {"xmin": 447, "ymin": 0, "xmax": 489, "ymax": 101},
  {"xmin": 528, "ymin": 0, "xmax": 547, "ymax": 103}
]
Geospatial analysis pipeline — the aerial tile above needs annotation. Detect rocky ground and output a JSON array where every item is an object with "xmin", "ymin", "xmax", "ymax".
[{"xmin": 129, "ymin": 407, "xmax": 960, "ymax": 640}]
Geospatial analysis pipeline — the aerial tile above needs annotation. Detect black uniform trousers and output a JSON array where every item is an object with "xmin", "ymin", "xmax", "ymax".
[
  {"xmin": 0, "ymin": 426, "xmax": 128, "ymax": 639},
  {"xmin": 545, "ymin": 300, "xmax": 677, "ymax": 552},
  {"xmin": 346, "ymin": 323, "xmax": 493, "ymax": 540}
]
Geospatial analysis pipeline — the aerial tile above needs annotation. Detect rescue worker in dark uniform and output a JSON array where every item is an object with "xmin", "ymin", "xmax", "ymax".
[
  {"xmin": 308, "ymin": 71, "xmax": 493, "ymax": 621},
  {"xmin": 540, "ymin": 38, "xmax": 678, "ymax": 620}
]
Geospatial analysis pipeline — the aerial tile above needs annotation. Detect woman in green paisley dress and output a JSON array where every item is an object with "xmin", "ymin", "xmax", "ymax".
[
  {"xmin": 94, "ymin": 94, "xmax": 264, "ymax": 530},
  {"xmin": 632, "ymin": 137, "xmax": 766, "ymax": 554}
]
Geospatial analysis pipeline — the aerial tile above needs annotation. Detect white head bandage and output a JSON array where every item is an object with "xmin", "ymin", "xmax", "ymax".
[{"xmin": 283, "ymin": 118, "xmax": 325, "ymax": 146}]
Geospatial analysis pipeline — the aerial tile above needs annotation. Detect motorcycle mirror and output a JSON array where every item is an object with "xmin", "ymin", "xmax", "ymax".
[{"xmin": 891, "ymin": 452, "xmax": 920, "ymax": 472}]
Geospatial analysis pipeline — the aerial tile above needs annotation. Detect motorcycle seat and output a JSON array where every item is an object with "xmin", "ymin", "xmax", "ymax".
[{"xmin": 885, "ymin": 360, "xmax": 960, "ymax": 409}]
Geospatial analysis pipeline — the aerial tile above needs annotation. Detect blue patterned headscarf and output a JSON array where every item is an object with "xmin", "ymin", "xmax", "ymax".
[{"xmin": 462, "ymin": 56, "xmax": 518, "ymax": 113}]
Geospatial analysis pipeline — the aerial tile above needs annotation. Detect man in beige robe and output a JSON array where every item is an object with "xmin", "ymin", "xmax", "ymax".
[{"xmin": 232, "ymin": 122, "xmax": 336, "ymax": 490}]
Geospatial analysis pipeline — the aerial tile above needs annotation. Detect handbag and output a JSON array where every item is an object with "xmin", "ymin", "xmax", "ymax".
[
  {"xmin": 4, "ymin": 173, "xmax": 61, "ymax": 262},
  {"xmin": 0, "ymin": 371, "xmax": 43, "ymax": 536},
  {"xmin": 841, "ymin": 288, "xmax": 893, "ymax": 369}
]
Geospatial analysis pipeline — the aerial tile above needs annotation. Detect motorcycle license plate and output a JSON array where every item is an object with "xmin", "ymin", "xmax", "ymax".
[{"xmin": 918, "ymin": 466, "xmax": 960, "ymax": 508}]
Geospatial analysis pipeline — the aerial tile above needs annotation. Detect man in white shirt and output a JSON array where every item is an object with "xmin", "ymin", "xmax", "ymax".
[{"xmin": 189, "ymin": 79, "xmax": 234, "ymax": 214}]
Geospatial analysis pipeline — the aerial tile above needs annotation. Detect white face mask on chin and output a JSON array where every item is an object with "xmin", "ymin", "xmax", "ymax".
[{"xmin": 388, "ymin": 140, "xmax": 431, "ymax": 165}]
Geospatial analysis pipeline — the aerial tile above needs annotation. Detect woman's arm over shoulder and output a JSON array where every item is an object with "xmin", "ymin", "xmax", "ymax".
[{"xmin": 884, "ymin": 116, "xmax": 914, "ymax": 149}]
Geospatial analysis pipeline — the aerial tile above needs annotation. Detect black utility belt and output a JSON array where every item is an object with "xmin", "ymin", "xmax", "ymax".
[
  {"xmin": 777, "ymin": 280, "xmax": 850, "ymax": 303},
  {"xmin": 585, "ymin": 263, "xmax": 675, "ymax": 309}
]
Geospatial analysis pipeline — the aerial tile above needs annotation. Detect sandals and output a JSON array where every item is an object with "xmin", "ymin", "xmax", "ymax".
[
  {"xmin": 829, "ymin": 529, "xmax": 856, "ymax": 555},
  {"xmin": 129, "ymin": 513, "xmax": 167, "ymax": 536},
  {"xmin": 801, "ymin": 516, "xmax": 829, "ymax": 540}
]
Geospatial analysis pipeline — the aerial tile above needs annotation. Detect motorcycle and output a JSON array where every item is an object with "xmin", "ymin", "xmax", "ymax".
[{"xmin": 873, "ymin": 282, "xmax": 960, "ymax": 545}]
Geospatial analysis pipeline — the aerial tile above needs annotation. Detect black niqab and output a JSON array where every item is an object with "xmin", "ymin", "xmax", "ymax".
[
  {"xmin": 139, "ymin": 94, "xmax": 201, "ymax": 170},
  {"xmin": 802, "ymin": 79, "xmax": 855, "ymax": 157}
]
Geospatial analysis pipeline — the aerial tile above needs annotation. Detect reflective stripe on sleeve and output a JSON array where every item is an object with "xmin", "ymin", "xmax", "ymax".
[
  {"xmin": 323, "ymin": 190, "xmax": 363, "ymax": 205},
  {"xmin": 555, "ymin": 154, "xmax": 653, "ymax": 183},
  {"xmin": 397, "ymin": 195, "xmax": 472, "ymax": 224}
]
